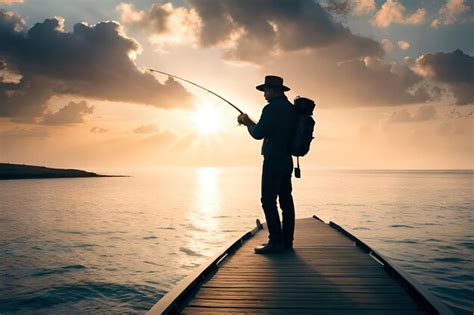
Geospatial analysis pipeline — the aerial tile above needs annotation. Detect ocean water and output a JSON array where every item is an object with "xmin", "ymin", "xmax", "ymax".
[{"xmin": 0, "ymin": 168, "xmax": 472, "ymax": 314}]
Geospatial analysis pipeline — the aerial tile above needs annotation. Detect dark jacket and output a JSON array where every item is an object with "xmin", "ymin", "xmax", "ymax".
[{"xmin": 247, "ymin": 95, "xmax": 296, "ymax": 159}]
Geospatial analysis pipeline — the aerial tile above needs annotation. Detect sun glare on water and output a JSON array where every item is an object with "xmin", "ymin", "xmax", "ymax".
[{"xmin": 192, "ymin": 104, "xmax": 223, "ymax": 135}]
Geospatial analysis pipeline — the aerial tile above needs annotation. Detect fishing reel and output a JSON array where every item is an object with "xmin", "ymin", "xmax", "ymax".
[
  {"xmin": 234, "ymin": 116, "xmax": 242, "ymax": 126},
  {"xmin": 236, "ymin": 113, "xmax": 252, "ymax": 126}
]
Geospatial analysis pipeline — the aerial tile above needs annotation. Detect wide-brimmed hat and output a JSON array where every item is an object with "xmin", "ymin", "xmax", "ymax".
[{"xmin": 256, "ymin": 75, "xmax": 290, "ymax": 92}]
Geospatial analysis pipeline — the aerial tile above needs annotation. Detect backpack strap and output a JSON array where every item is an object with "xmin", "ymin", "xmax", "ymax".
[{"xmin": 295, "ymin": 156, "xmax": 301, "ymax": 178}]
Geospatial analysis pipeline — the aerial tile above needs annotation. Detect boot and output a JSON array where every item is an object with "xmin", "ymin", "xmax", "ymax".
[{"xmin": 254, "ymin": 242, "xmax": 284, "ymax": 254}]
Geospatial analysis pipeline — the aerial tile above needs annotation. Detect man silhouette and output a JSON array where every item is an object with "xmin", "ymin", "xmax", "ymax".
[{"xmin": 238, "ymin": 75, "xmax": 296, "ymax": 254}]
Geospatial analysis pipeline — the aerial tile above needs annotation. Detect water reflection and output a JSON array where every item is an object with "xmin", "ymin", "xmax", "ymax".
[
  {"xmin": 184, "ymin": 168, "xmax": 225, "ymax": 258},
  {"xmin": 195, "ymin": 167, "xmax": 221, "ymax": 226}
]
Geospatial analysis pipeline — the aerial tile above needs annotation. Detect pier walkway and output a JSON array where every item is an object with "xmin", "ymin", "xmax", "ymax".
[{"xmin": 149, "ymin": 216, "xmax": 452, "ymax": 315}]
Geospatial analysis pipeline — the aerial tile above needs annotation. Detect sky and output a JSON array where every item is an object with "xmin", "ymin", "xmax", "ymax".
[{"xmin": 0, "ymin": 0, "xmax": 473, "ymax": 170}]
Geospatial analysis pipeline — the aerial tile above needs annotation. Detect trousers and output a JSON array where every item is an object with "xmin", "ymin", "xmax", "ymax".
[{"xmin": 260, "ymin": 156, "xmax": 295, "ymax": 246}]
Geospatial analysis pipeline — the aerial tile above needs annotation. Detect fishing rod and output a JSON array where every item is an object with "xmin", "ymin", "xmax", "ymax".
[{"xmin": 148, "ymin": 68, "xmax": 244, "ymax": 114}]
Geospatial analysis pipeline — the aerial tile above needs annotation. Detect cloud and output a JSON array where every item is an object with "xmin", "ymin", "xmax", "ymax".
[
  {"xmin": 0, "ymin": 9, "xmax": 193, "ymax": 121},
  {"xmin": 388, "ymin": 105, "xmax": 437, "ymax": 123},
  {"xmin": 431, "ymin": 0, "xmax": 470, "ymax": 27},
  {"xmin": 133, "ymin": 124, "xmax": 159, "ymax": 134},
  {"xmin": 265, "ymin": 52, "xmax": 431, "ymax": 107},
  {"xmin": 90, "ymin": 126, "xmax": 108, "ymax": 133},
  {"xmin": 372, "ymin": 0, "xmax": 426, "ymax": 28},
  {"xmin": 40, "ymin": 100, "xmax": 93, "ymax": 125},
  {"xmin": 388, "ymin": 108, "xmax": 411, "ymax": 123},
  {"xmin": 414, "ymin": 49, "xmax": 474, "ymax": 105},
  {"xmin": 381, "ymin": 38, "xmax": 395, "ymax": 52},
  {"xmin": 118, "ymin": 1, "xmax": 469, "ymax": 108},
  {"xmin": 125, "ymin": 0, "xmax": 383, "ymax": 63},
  {"xmin": 446, "ymin": 107, "xmax": 474, "ymax": 118},
  {"xmin": 0, "ymin": 59, "xmax": 21, "ymax": 83},
  {"xmin": 117, "ymin": 2, "xmax": 200, "ymax": 46},
  {"xmin": 398, "ymin": 40, "xmax": 410, "ymax": 50},
  {"xmin": 0, "ymin": 76, "xmax": 55, "ymax": 119},
  {"xmin": 182, "ymin": 0, "xmax": 435, "ymax": 108},
  {"xmin": 324, "ymin": 0, "xmax": 376, "ymax": 17},
  {"xmin": 200, "ymin": 0, "xmax": 384, "ymax": 61},
  {"xmin": 382, "ymin": 39, "xmax": 410, "ymax": 51},
  {"xmin": 1, "ymin": 126, "xmax": 49, "ymax": 138},
  {"xmin": 183, "ymin": 0, "xmax": 433, "ymax": 107}
]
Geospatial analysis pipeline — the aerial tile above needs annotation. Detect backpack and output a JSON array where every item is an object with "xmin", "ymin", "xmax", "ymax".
[{"xmin": 290, "ymin": 97, "xmax": 315, "ymax": 178}]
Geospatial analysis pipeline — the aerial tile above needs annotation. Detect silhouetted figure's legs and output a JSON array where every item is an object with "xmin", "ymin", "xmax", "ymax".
[
  {"xmin": 279, "ymin": 172, "xmax": 295, "ymax": 248},
  {"xmin": 261, "ymin": 157, "xmax": 294, "ymax": 245},
  {"xmin": 261, "ymin": 159, "xmax": 283, "ymax": 245}
]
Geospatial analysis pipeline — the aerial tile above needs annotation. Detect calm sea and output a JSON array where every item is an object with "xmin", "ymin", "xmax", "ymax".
[{"xmin": 0, "ymin": 168, "xmax": 472, "ymax": 314}]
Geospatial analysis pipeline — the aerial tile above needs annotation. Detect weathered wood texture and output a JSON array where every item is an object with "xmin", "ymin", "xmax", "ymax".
[{"xmin": 180, "ymin": 218, "xmax": 429, "ymax": 315}]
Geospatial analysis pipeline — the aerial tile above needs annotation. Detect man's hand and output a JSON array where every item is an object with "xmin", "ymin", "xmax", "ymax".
[{"xmin": 237, "ymin": 113, "xmax": 252, "ymax": 126}]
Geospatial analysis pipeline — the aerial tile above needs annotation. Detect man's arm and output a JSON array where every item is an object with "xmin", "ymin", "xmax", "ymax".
[{"xmin": 239, "ymin": 105, "xmax": 272, "ymax": 140}]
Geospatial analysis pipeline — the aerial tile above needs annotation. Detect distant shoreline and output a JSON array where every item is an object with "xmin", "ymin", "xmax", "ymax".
[{"xmin": 0, "ymin": 163, "xmax": 128, "ymax": 180}]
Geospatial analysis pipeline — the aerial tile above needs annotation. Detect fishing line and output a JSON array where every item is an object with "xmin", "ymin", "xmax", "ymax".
[{"xmin": 148, "ymin": 68, "xmax": 244, "ymax": 114}]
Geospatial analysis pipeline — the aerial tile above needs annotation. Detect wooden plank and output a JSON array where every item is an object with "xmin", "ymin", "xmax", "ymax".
[
  {"xmin": 205, "ymin": 277, "xmax": 399, "ymax": 285},
  {"xmin": 214, "ymin": 272, "xmax": 389, "ymax": 277},
  {"xmin": 181, "ymin": 307, "xmax": 428, "ymax": 315},
  {"xmin": 201, "ymin": 286, "xmax": 405, "ymax": 292},
  {"xmin": 194, "ymin": 292, "xmax": 416, "ymax": 303},
  {"xmin": 187, "ymin": 299, "xmax": 421, "ymax": 310},
  {"xmin": 200, "ymin": 286, "xmax": 406, "ymax": 295},
  {"xmin": 218, "ymin": 267, "xmax": 385, "ymax": 272}
]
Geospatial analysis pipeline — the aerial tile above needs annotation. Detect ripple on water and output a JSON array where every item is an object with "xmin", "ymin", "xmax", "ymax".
[
  {"xmin": 143, "ymin": 236, "xmax": 158, "ymax": 240},
  {"xmin": 389, "ymin": 224, "xmax": 414, "ymax": 228},
  {"xmin": 59, "ymin": 230, "xmax": 83, "ymax": 235},
  {"xmin": 71, "ymin": 243, "xmax": 97, "ymax": 248},
  {"xmin": 457, "ymin": 240, "xmax": 474, "ymax": 250},
  {"xmin": 181, "ymin": 223, "xmax": 206, "ymax": 232},
  {"xmin": 432, "ymin": 257, "xmax": 467, "ymax": 263},
  {"xmin": 32, "ymin": 265, "xmax": 86, "ymax": 277},
  {"xmin": 180, "ymin": 262, "xmax": 201, "ymax": 270},
  {"xmin": 353, "ymin": 226, "xmax": 370, "ymax": 231},
  {"xmin": 179, "ymin": 247, "xmax": 204, "ymax": 257},
  {"xmin": 424, "ymin": 238, "xmax": 442, "ymax": 243},
  {"xmin": 383, "ymin": 239, "xmax": 418, "ymax": 244},
  {"xmin": 0, "ymin": 281, "xmax": 161, "ymax": 313}
]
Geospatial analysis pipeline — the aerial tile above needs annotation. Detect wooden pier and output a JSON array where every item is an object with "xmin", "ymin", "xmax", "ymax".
[{"xmin": 148, "ymin": 216, "xmax": 452, "ymax": 315}]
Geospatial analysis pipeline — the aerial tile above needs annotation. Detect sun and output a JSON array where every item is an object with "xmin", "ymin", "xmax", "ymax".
[{"xmin": 192, "ymin": 104, "xmax": 223, "ymax": 135}]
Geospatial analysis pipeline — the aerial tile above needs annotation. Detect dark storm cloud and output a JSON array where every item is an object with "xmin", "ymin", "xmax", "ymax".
[
  {"xmin": 0, "ymin": 9, "xmax": 193, "ymax": 120},
  {"xmin": 323, "ymin": 0, "xmax": 375, "ymax": 17},
  {"xmin": 188, "ymin": 0, "xmax": 383, "ymax": 61},
  {"xmin": 181, "ymin": 0, "xmax": 427, "ymax": 106},
  {"xmin": 415, "ymin": 49, "xmax": 474, "ymax": 105},
  {"xmin": 119, "ymin": 1, "xmax": 469, "ymax": 108},
  {"xmin": 41, "ymin": 100, "xmax": 94, "ymax": 125},
  {"xmin": 265, "ymin": 52, "xmax": 431, "ymax": 107},
  {"xmin": 0, "ymin": 76, "xmax": 54, "ymax": 118},
  {"xmin": 120, "ymin": 0, "xmax": 382, "ymax": 61},
  {"xmin": 324, "ymin": 0, "xmax": 353, "ymax": 17}
]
